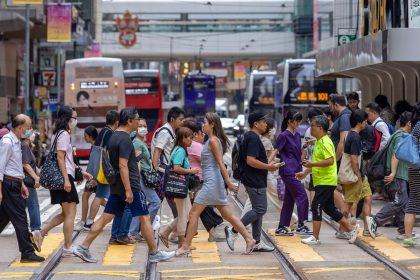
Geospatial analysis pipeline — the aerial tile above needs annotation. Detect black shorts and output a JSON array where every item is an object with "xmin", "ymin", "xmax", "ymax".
[
  {"xmin": 104, "ymin": 191, "xmax": 149, "ymax": 217},
  {"xmin": 311, "ymin": 185, "xmax": 343, "ymax": 222}
]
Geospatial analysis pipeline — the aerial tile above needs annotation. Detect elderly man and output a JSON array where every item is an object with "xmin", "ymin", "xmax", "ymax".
[{"xmin": 0, "ymin": 114, "xmax": 44, "ymax": 262}]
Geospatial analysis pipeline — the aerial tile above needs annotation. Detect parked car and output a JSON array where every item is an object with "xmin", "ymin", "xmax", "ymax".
[
  {"xmin": 221, "ymin": 117, "xmax": 236, "ymax": 135},
  {"xmin": 233, "ymin": 114, "xmax": 245, "ymax": 137}
]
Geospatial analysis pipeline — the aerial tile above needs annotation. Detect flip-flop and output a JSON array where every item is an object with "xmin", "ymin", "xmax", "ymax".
[
  {"xmin": 158, "ymin": 233, "xmax": 169, "ymax": 248},
  {"xmin": 175, "ymin": 249, "xmax": 191, "ymax": 257}
]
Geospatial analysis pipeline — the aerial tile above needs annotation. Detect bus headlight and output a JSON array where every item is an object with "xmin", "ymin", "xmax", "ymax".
[
  {"xmin": 114, "ymin": 81, "xmax": 119, "ymax": 87},
  {"xmin": 70, "ymin": 83, "xmax": 75, "ymax": 91}
]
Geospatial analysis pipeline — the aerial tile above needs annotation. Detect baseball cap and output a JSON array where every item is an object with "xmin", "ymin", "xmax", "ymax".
[{"xmin": 248, "ymin": 110, "xmax": 267, "ymax": 127}]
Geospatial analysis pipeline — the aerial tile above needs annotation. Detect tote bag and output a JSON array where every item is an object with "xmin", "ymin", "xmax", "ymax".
[
  {"xmin": 40, "ymin": 130, "xmax": 66, "ymax": 190},
  {"xmin": 338, "ymin": 153, "xmax": 359, "ymax": 185},
  {"xmin": 395, "ymin": 133, "xmax": 420, "ymax": 168}
]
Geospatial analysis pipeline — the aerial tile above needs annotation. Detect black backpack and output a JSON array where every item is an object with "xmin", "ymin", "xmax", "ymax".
[
  {"xmin": 360, "ymin": 124, "xmax": 382, "ymax": 160},
  {"xmin": 232, "ymin": 134, "xmax": 245, "ymax": 181},
  {"xmin": 367, "ymin": 130, "xmax": 402, "ymax": 184}
]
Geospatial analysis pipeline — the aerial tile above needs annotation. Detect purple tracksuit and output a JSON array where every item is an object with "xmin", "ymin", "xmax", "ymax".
[{"xmin": 275, "ymin": 130, "xmax": 309, "ymax": 226}]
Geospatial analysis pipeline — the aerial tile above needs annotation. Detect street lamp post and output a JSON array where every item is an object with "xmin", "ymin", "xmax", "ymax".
[{"xmin": 24, "ymin": 4, "xmax": 30, "ymax": 112}]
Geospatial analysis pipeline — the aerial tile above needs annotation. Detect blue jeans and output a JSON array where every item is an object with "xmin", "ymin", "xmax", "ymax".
[
  {"xmin": 26, "ymin": 187, "xmax": 41, "ymax": 231},
  {"xmin": 129, "ymin": 179, "xmax": 161, "ymax": 236},
  {"xmin": 111, "ymin": 206, "xmax": 132, "ymax": 239}
]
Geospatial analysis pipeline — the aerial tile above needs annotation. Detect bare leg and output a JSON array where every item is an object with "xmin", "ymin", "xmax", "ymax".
[
  {"xmin": 404, "ymin": 213, "xmax": 416, "ymax": 238},
  {"xmin": 41, "ymin": 212, "xmax": 64, "ymax": 236},
  {"xmin": 61, "ymin": 202, "xmax": 77, "ymax": 249},
  {"xmin": 178, "ymin": 203, "xmax": 206, "ymax": 254},
  {"xmin": 88, "ymin": 197, "xmax": 106, "ymax": 221},
  {"xmin": 139, "ymin": 215, "xmax": 158, "ymax": 253},
  {"xmin": 81, "ymin": 213, "xmax": 114, "ymax": 248},
  {"xmin": 362, "ymin": 196, "xmax": 372, "ymax": 231},
  {"xmin": 312, "ymin": 221, "xmax": 321, "ymax": 240},
  {"xmin": 337, "ymin": 217, "xmax": 355, "ymax": 232},
  {"xmin": 81, "ymin": 192, "xmax": 92, "ymax": 224}
]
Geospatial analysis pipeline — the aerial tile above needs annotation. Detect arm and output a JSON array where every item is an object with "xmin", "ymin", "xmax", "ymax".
[
  {"xmin": 209, "ymin": 138, "xmax": 238, "ymax": 192},
  {"xmin": 119, "ymin": 157, "xmax": 134, "ymax": 203},
  {"xmin": 384, "ymin": 155, "xmax": 399, "ymax": 185},
  {"xmin": 57, "ymin": 150, "xmax": 71, "ymax": 192},
  {"xmin": 247, "ymin": 156, "xmax": 278, "ymax": 171},
  {"xmin": 172, "ymin": 164, "xmax": 196, "ymax": 175},
  {"xmin": 336, "ymin": 130, "xmax": 348, "ymax": 161},
  {"xmin": 268, "ymin": 149, "xmax": 277, "ymax": 163},
  {"xmin": 23, "ymin": 164, "xmax": 40, "ymax": 188},
  {"xmin": 350, "ymin": 155, "xmax": 362, "ymax": 181},
  {"xmin": 304, "ymin": 157, "xmax": 334, "ymax": 168},
  {"xmin": 152, "ymin": 148, "xmax": 162, "ymax": 170}
]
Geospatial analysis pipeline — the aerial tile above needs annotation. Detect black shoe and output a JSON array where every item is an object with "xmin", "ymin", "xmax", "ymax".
[{"xmin": 21, "ymin": 253, "xmax": 45, "ymax": 263}]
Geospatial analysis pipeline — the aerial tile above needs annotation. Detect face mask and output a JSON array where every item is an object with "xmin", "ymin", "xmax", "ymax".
[
  {"xmin": 130, "ymin": 131, "xmax": 137, "ymax": 138},
  {"xmin": 29, "ymin": 133, "xmax": 36, "ymax": 142},
  {"xmin": 138, "ymin": 127, "xmax": 148, "ymax": 137},
  {"xmin": 69, "ymin": 119, "xmax": 77, "ymax": 129},
  {"xmin": 22, "ymin": 129, "xmax": 31, "ymax": 139}
]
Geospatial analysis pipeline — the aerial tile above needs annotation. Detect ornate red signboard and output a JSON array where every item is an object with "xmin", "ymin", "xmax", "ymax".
[{"xmin": 115, "ymin": 11, "xmax": 139, "ymax": 48}]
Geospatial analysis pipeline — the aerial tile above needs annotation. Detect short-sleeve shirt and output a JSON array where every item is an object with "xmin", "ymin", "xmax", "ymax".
[
  {"xmin": 107, "ymin": 131, "xmax": 141, "ymax": 196},
  {"xmin": 52, "ymin": 131, "xmax": 75, "ymax": 177},
  {"xmin": 151, "ymin": 123, "xmax": 175, "ymax": 166},
  {"xmin": 386, "ymin": 130, "xmax": 408, "ymax": 181},
  {"xmin": 373, "ymin": 118, "xmax": 391, "ymax": 150},
  {"xmin": 133, "ymin": 138, "xmax": 151, "ymax": 171},
  {"xmin": 242, "ymin": 131, "xmax": 268, "ymax": 189},
  {"xmin": 330, "ymin": 108, "xmax": 352, "ymax": 148},
  {"xmin": 274, "ymin": 130, "xmax": 302, "ymax": 176},
  {"xmin": 312, "ymin": 135, "xmax": 337, "ymax": 187},
  {"xmin": 187, "ymin": 140, "xmax": 203, "ymax": 180},
  {"xmin": 170, "ymin": 146, "xmax": 190, "ymax": 169},
  {"xmin": 94, "ymin": 126, "xmax": 114, "ymax": 148},
  {"xmin": 21, "ymin": 141, "xmax": 36, "ymax": 171},
  {"xmin": 344, "ymin": 131, "xmax": 362, "ymax": 156}
]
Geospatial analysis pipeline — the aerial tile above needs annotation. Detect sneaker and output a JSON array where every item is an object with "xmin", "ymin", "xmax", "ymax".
[
  {"xmin": 116, "ymin": 236, "xmax": 136, "ymax": 245},
  {"xmin": 301, "ymin": 235, "xmax": 321, "ymax": 245},
  {"xmin": 149, "ymin": 250, "xmax": 176, "ymax": 263},
  {"xmin": 82, "ymin": 223, "xmax": 93, "ymax": 231},
  {"xmin": 296, "ymin": 225, "xmax": 313, "ymax": 236},
  {"xmin": 168, "ymin": 235, "xmax": 179, "ymax": 244},
  {"xmin": 253, "ymin": 241, "xmax": 275, "ymax": 252},
  {"xmin": 130, "ymin": 234, "xmax": 145, "ymax": 242},
  {"xmin": 348, "ymin": 217, "xmax": 357, "ymax": 226},
  {"xmin": 224, "ymin": 226, "xmax": 238, "ymax": 251},
  {"xmin": 74, "ymin": 220, "xmax": 85, "ymax": 231},
  {"xmin": 20, "ymin": 253, "xmax": 45, "ymax": 263},
  {"xmin": 275, "ymin": 226, "xmax": 294, "ymax": 236},
  {"xmin": 208, "ymin": 236, "xmax": 225, "ymax": 242},
  {"xmin": 396, "ymin": 233, "xmax": 420, "ymax": 240},
  {"xmin": 109, "ymin": 238, "xmax": 119, "ymax": 245},
  {"xmin": 365, "ymin": 216, "xmax": 378, "ymax": 239},
  {"xmin": 290, "ymin": 213, "xmax": 299, "ymax": 230},
  {"xmin": 30, "ymin": 230, "xmax": 44, "ymax": 252},
  {"xmin": 335, "ymin": 231, "xmax": 350, "ymax": 240},
  {"xmin": 73, "ymin": 245, "xmax": 98, "ymax": 263},
  {"xmin": 307, "ymin": 211, "xmax": 313, "ymax": 222},
  {"xmin": 348, "ymin": 224, "xmax": 360, "ymax": 244},
  {"xmin": 62, "ymin": 246, "xmax": 75, "ymax": 257},
  {"xmin": 363, "ymin": 230, "xmax": 382, "ymax": 237},
  {"xmin": 403, "ymin": 237, "xmax": 418, "ymax": 247}
]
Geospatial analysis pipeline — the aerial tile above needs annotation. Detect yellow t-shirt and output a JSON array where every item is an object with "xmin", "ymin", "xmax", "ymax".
[{"xmin": 312, "ymin": 135, "xmax": 337, "ymax": 187}]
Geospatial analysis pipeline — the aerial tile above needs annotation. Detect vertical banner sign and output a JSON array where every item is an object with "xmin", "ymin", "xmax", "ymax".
[
  {"xmin": 47, "ymin": 4, "xmax": 72, "ymax": 42},
  {"xmin": 313, "ymin": 0, "xmax": 318, "ymax": 50},
  {"xmin": 11, "ymin": 0, "xmax": 43, "ymax": 4}
]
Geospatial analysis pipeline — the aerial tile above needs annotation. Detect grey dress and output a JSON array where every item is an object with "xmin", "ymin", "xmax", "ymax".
[{"xmin": 194, "ymin": 138, "xmax": 228, "ymax": 206}]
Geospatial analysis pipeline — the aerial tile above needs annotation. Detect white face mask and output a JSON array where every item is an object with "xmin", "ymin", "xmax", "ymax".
[
  {"xmin": 69, "ymin": 118, "xmax": 77, "ymax": 129},
  {"xmin": 29, "ymin": 133, "xmax": 36, "ymax": 142},
  {"xmin": 138, "ymin": 127, "xmax": 148, "ymax": 137}
]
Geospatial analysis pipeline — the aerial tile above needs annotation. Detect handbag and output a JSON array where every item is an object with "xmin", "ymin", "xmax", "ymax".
[
  {"xmin": 40, "ymin": 130, "xmax": 66, "ymax": 191},
  {"xmin": 395, "ymin": 133, "xmax": 420, "ymax": 168},
  {"xmin": 338, "ymin": 152, "xmax": 359, "ymax": 185},
  {"xmin": 23, "ymin": 172, "xmax": 35, "ymax": 188},
  {"xmin": 164, "ymin": 170, "xmax": 188, "ymax": 199},
  {"xmin": 141, "ymin": 169, "xmax": 162, "ymax": 190},
  {"xmin": 74, "ymin": 166, "xmax": 84, "ymax": 182}
]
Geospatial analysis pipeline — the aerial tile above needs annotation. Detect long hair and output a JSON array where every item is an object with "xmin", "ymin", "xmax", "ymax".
[
  {"xmin": 54, "ymin": 106, "xmax": 74, "ymax": 134},
  {"xmin": 175, "ymin": 127, "xmax": 193, "ymax": 151},
  {"xmin": 205, "ymin": 112, "xmax": 230, "ymax": 153},
  {"xmin": 411, "ymin": 103, "xmax": 420, "ymax": 127},
  {"xmin": 281, "ymin": 109, "xmax": 303, "ymax": 132}
]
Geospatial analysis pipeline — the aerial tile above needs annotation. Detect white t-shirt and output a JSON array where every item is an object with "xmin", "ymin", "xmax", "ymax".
[
  {"xmin": 52, "ymin": 130, "xmax": 75, "ymax": 177},
  {"xmin": 372, "ymin": 117, "xmax": 390, "ymax": 150},
  {"xmin": 151, "ymin": 123, "xmax": 175, "ymax": 166}
]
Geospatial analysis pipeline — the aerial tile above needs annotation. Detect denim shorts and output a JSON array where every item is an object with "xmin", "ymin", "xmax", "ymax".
[
  {"xmin": 95, "ymin": 183, "xmax": 110, "ymax": 199},
  {"xmin": 104, "ymin": 191, "xmax": 149, "ymax": 217}
]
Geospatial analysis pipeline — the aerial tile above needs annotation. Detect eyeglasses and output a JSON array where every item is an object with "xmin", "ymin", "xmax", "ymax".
[{"xmin": 71, "ymin": 117, "xmax": 77, "ymax": 120}]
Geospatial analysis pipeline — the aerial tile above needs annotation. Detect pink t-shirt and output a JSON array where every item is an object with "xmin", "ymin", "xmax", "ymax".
[
  {"xmin": 187, "ymin": 140, "xmax": 203, "ymax": 180},
  {"xmin": 52, "ymin": 131, "xmax": 75, "ymax": 177}
]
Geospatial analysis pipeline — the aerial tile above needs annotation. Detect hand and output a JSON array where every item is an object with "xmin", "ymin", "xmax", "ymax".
[
  {"xmin": 302, "ymin": 160, "xmax": 313, "ymax": 168},
  {"xmin": 267, "ymin": 163, "xmax": 280, "ymax": 172},
  {"xmin": 21, "ymin": 185, "xmax": 29, "ymax": 199},
  {"xmin": 83, "ymin": 171, "xmax": 93, "ymax": 181},
  {"xmin": 227, "ymin": 181, "xmax": 239, "ymax": 193},
  {"xmin": 64, "ymin": 179, "xmax": 71, "ymax": 193},
  {"xmin": 295, "ymin": 171, "xmax": 306, "ymax": 181},
  {"xmin": 125, "ymin": 190, "xmax": 134, "ymax": 204},
  {"xmin": 384, "ymin": 173, "xmax": 395, "ymax": 185},
  {"xmin": 34, "ymin": 176, "xmax": 40, "ymax": 189},
  {"xmin": 190, "ymin": 168, "xmax": 199, "ymax": 175}
]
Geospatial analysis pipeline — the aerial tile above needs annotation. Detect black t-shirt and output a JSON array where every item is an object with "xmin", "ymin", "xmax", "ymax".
[
  {"xmin": 344, "ymin": 130, "xmax": 362, "ymax": 156},
  {"xmin": 21, "ymin": 141, "xmax": 36, "ymax": 171},
  {"xmin": 94, "ymin": 126, "xmax": 113, "ymax": 148},
  {"xmin": 241, "ymin": 131, "xmax": 268, "ymax": 189},
  {"xmin": 107, "ymin": 131, "xmax": 141, "ymax": 195},
  {"xmin": 330, "ymin": 108, "xmax": 352, "ymax": 148}
]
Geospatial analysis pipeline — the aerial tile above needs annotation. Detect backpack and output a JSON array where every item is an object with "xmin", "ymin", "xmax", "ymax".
[
  {"xmin": 153, "ymin": 126, "xmax": 175, "ymax": 166},
  {"xmin": 360, "ymin": 125, "xmax": 381, "ymax": 160},
  {"xmin": 386, "ymin": 122, "xmax": 396, "ymax": 135},
  {"xmin": 232, "ymin": 134, "xmax": 245, "ymax": 181},
  {"xmin": 367, "ymin": 130, "xmax": 402, "ymax": 184}
]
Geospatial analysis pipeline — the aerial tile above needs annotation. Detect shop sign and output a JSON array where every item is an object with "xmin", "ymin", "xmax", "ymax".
[
  {"xmin": 42, "ymin": 71, "xmax": 56, "ymax": 87},
  {"xmin": 10, "ymin": 0, "xmax": 43, "ymax": 5},
  {"xmin": 47, "ymin": 4, "xmax": 72, "ymax": 42},
  {"xmin": 115, "ymin": 11, "xmax": 139, "ymax": 48},
  {"xmin": 338, "ymin": 28, "xmax": 357, "ymax": 46}
]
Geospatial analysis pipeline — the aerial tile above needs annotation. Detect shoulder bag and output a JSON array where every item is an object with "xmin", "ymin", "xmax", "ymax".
[
  {"xmin": 395, "ymin": 133, "xmax": 420, "ymax": 168},
  {"xmin": 164, "ymin": 147, "xmax": 188, "ymax": 199},
  {"xmin": 338, "ymin": 152, "xmax": 359, "ymax": 184},
  {"xmin": 40, "ymin": 130, "xmax": 66, "ymax": 190}
]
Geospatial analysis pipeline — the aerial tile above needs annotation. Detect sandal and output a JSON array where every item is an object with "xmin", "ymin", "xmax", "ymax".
[
  {"xmin": 175, "ymin": 249, "xmax": 191, "ymax": 257},
  {"xmin": 158, "ymin": 233, "xmax": 169, "ymax": 248}
]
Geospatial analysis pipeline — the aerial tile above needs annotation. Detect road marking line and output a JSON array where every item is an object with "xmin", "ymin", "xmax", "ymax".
[
  {"xmin": 360, "ymin": 235, "xmax": 420, "ymax": 261},
  {"xmin": 0, "ymin": 272, "xmax": 33, "ymax": 279},
  {"xmin": 160, "ymin": 266, "xmax": 281, "ymax": 273},
  {"xmin": 10, "ymin": 233, "xmax": 64, "ymax": 267},
  {"xmin": 191, "ymin": 230, "xmax": 221, "ymax": 263},
  {"xmin": 302, "ymin": 266, "xmax": 385, "ymax": 274},
  {"xmin": 55, "ymin": 270, "xmax": 140, "ymax": 277},
  {"xmin": 408, "ymin": 265, "xmax": 420, "ymax": 270},
  {"xmin": 102, "ymin": 244, "xmax": 137, "ymax": 266},
  {"xmin": 162, "ymin": 272, "xmax": 283, "ymax": 279},
  {"xmin": 268, "ymin": 229, "xmax": 324, "ymax": 262}
]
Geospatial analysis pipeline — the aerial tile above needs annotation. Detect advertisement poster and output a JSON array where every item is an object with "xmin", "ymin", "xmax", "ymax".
[
  {"xmin": 47, "ymin": 4, "xmax": 71, "ymax": 42},
  {"xmin": 11, "ymin": 0, "xmax": 43, "ymax": 5},
  {"xmin": 409, "ymin": 0, "xmax": 420, "ymax": 27}
]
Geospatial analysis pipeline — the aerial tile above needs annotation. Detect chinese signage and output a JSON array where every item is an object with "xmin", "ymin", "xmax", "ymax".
[
  {"xmin": 338, "ymin": 28, "xmax": 357, "ymax": 46},
  {"xmin": 115, "ymin": 11, "xmax": 139, "ymax": 48},
  {"xmin": 80, "ymin": 81, "xmax": 109, "ymax": 89},
  {"xmin": 11, "ymin": 0, "xmax": 42, "ymax": 4},
  {"xmin": 296, "ymin": 92, "xmax": 329, "ymax": 102},
  {"xmin": 47, "ymin": 4, "xmax": 72, "ymax": 42},
  {"xmin": 409, "ymin": 0, "xmax": 420, "ymax": 27}
]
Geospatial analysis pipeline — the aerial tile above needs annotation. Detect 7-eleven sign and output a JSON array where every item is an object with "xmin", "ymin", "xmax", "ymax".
[{"xmin": 42, "ymin": 71, "xmax": 56, "ymax": 87}]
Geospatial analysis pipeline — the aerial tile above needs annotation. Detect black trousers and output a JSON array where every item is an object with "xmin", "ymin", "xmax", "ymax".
[
  {"xmin": 0, "ymin": 179, "xmax": 35, "ymax": 256},
  {"xmin": 200, "ymin": 206, "xmax": 223, "ymax": 232}
]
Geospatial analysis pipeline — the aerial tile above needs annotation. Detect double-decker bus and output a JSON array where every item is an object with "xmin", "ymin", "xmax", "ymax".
[
  {"xmin": 64, "ymin": 57, "xmax": 125, "ymax": 158},
  {"xmin": 124, "ymin": 69, "xmax": 163, "ymax": 145},
  {"xmin": 183, "ymin": 73, "xmax": 216, "ymax": 117}
]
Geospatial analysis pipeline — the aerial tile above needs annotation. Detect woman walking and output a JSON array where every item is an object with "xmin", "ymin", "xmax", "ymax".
[
  {"xmin": 176, "ymin": 113, "xmax": 256, "ymax": 256},
  {"xmin": 31, "ymin": 106, "xmax": 92, "ymax": 255},
  {"xmin": 275, "ymin": 110, "xmax": 311, "ymax": 236}
]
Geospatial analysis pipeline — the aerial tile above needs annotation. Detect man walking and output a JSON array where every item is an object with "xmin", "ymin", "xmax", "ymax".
[
  {"xmin": 74, "ymin": 107, "xmax": 175, "ymax": 263},
  {"xmin": 0, "ymin": 114, "xmax": 44, "ymax": 262}
]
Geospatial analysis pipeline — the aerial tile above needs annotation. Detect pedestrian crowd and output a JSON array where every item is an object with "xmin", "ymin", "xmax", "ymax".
[{"xmin": 0, "ymin": 93, "xmax": 419, "ymax": 265}]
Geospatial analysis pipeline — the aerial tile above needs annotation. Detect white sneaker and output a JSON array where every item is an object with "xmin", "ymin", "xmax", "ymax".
[
  {"xmin": 365, "ymin": 216, "xmax": 377, "ymax": 239},
  {"xmin": 335, "ymin": 231, "xmax": 350, "ymax": 240},
  {"xmin": 224, "ymin": 226, "xmax": 238, "ymax": 251},
  {"xmin": 74, "ymin": 220, "xmax": 85, "ymax": 231},
  {"xmin": 396, "ymin": 233, "xmax": 419, "ymax": 240},
  {"xmin": 253, "ymin": 241, "xmax": 275, "ymax": 252},
  {"xmin": 307, "ymin": 211, "xmax": 313, "ymax": 222},
  {"xmin": 301, "ymin": 235, "xmax": 321, "ymax": 245},
  {"xmin": 348, "ymin": 224, "xmax": 360, "ymax": 244},
  {"xmin": 62, "ymin": 246, "xmax": 75, "ymax": 257},
  {"xmin": 153, "ymin": 215, "xmax": 161, "ymax": 231},
  {"xmin": 290, "ymin": 213, "xmax": 299, "ymax": 230}
]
